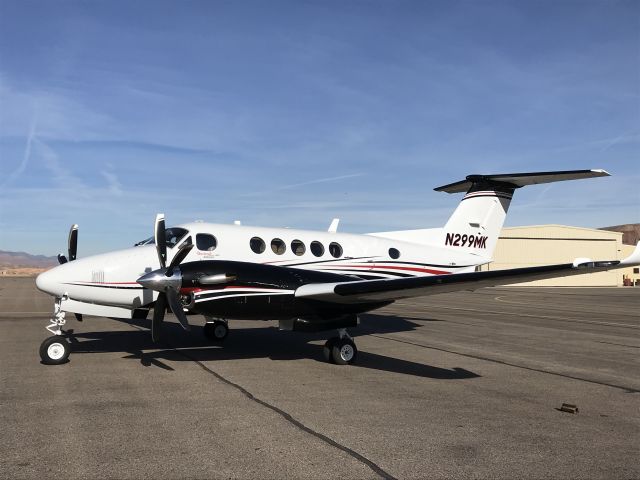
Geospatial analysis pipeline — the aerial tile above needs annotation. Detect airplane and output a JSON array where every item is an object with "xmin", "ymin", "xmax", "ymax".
[{"xmin": 35, "ymin": 169, "xmax": 640, "ymax": 366}]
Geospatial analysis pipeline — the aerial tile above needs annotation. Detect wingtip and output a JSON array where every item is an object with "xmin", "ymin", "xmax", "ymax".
[{"xmin": 591, "ymin": 168, "xmax": 611, "ymax": 177}]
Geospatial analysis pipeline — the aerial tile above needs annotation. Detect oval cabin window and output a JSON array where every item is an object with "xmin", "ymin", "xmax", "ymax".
[
  {"xmin": 329, "ymin": 242, "xmax": 343, "ymax": 258},
  {"xmin": 250, "ymin": 237, "xmax": 266, "ymax": 254},
  {"xmin": 271, "ymin": 238, "xmax": 286, "ymax": 255},
  {"xmin": 291, "ymin": 239, "xmax": 306, "ymax": 256},
  {"xmin": 310, "ymin": 241, "xmax": 324, "ymax": 257},
  {"xmin": 389, "ymin": 248, "xmax": 400, "ymax": 259}
]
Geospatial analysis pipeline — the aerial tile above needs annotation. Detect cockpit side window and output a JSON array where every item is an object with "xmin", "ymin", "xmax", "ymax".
[
  {"xmin": 196, "ymin": 233, "xmax": 217, "ymax": 251},
  {"xmin": 134, "ymin": 227, "xmax": 188, "ymax": 248},
  {"xmin": 165, "ymin": 228, "xmax": 188, "ymax": 248}
]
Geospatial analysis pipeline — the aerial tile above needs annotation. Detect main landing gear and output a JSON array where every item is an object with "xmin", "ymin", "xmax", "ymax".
[
  {"xmin": 39, "ymin": 296, "xmax": 71, "ymax": 365},
  {"xmin": 323, "ymin": 328, "xmax": 358, "ymax": 365},
  {"xmin": 203, "ymin": 318, "xmax": 229, "ymax": 342}
]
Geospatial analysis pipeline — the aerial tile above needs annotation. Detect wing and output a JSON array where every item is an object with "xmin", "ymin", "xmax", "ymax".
[{"xmin": 295, "ymin": 243, "xmax": 640, "ymax": 304}]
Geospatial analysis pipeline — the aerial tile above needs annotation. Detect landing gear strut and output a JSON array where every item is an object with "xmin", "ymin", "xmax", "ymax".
[
  {"xmin": 323, "ymin": 328, "xmax": 357, "ymax": 365},
  {"xmin": 203, "ymin": 318, "xmax": 229, "ymax": 341},
  {"xmin": 39, "ymin": 297, "xmax": 71, "ymax": 365}
]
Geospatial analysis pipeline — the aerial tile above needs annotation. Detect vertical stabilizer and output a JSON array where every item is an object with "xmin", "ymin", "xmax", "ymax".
[{"xmin": 439, "ymin": 179, "xmax": 514, "ymax": 260}]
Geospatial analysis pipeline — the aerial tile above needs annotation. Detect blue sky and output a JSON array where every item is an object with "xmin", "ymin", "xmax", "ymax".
[{"xmin": 0, "ymin": 0, "xmax": 638, "ymax": 256}]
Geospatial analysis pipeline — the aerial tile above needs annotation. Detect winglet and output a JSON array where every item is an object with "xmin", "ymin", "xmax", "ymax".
[{"xmin": 328, "ymin": 218, "xmax": 340, "ymax": 233}]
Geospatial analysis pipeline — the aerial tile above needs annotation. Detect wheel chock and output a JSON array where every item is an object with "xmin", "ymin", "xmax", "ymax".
[{"xmin": 559, "ymin": 403, "xmax": 579, "ymax": 414}]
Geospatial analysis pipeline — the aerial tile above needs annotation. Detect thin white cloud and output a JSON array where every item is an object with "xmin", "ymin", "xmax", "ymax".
[
  {"xmin": 100, "ymin": 170, "xmax": 123, "ymax": 196},
  {"xmin": 33, "ymin": 138, "xmax": 86, "ymax": 191}
]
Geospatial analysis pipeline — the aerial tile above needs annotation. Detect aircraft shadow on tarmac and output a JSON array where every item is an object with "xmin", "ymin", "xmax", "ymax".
[{"xmin": 62, "ymin": 314, "xmax": 480, "ymax": 380}]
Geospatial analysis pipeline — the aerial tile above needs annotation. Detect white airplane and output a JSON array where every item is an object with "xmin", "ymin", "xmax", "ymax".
[{"xmin": 36, "ymin": 169, "xmax": 640, "ymax": 366}]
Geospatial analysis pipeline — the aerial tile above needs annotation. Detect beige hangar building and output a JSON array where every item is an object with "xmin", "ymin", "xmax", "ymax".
[{"xmin": 479, "ymin": 225, "xmax": 639, "ymax": 287}]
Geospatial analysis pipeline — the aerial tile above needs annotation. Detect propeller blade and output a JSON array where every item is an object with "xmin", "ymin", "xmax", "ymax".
[
  {"xmin": 68, "ymin": 224, "xmax": 78, "ymax": 261},
  {"xmin": 154, "ymin": 214, "xmax": 167, "ymax": 269},
  {"xmin": 166, "ymin": 288, "xmax": 190, "ymax": 331},
  {"xmin": 166, "ymin": 242, "xmax": 193, "ymax": 276},
  {"xmin": 152, "ymin": 292, "xmax": 167, "ymax": 343},
  {"xmin": 57, "ymin": 254, "xmax": 68, "ymax": 265}
]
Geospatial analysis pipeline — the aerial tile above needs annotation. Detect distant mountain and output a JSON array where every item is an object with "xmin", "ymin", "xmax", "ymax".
[
  {"xmin": 0, "ymin": 250, "xmax": 58, "ymax": 269},
  {"xmin": 600, "ymin": 224, "xmax": 640, "ymax": 245}
]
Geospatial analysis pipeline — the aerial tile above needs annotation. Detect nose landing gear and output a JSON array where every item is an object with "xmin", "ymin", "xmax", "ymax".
[
  {"xmin": 39, "ymin": 297, "xmax": 72, "ymax": 364},
  {"xmin": 40, "ymin": 336, "xmax": 71, "ymax": 364},
  {"xmin": 323, "ymin": 328, "xmax": 358, "ymax": 365}
]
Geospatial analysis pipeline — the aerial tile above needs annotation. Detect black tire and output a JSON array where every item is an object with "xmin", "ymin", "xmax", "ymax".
[
  {"xmin": 331, "ymin": 338, "xmax": 358, "ymax": 365},
  {"xmin": 203, "ymin": 321, "xmax": 228, "ymax": 341},
  {"xmin": 39, "ymin": 336, "xmax": 71, "ymax": 365},
  {"xmin": 323, "ymin": 338, "xmax": 338, "ymax": 363}
]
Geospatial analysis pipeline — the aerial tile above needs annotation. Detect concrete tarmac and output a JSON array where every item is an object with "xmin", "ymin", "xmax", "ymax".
[{"xmin": 0, "ymin": 277, "xmax": 638, "ymax": 479}]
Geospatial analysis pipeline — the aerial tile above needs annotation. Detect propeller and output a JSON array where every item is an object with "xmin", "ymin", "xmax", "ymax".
[
  {"xmin": 68, "ymin": 224, "xmax": 78, "ymax": 261},
  {"xmin": 58, "ymin": 224, "xmax": 78, "ymax": 264},
  {"xmin": 56, "ymin": 224, "xmax": 82, "ymax": 321},
  {"xmin": 137, "ymin": 214, "xmax": 193, "ymax": 342}
]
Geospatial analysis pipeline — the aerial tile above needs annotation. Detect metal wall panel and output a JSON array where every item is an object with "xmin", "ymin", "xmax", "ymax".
[{"xmin": 482, "ymin": 225, "xmax": 624, "ymax": 286}]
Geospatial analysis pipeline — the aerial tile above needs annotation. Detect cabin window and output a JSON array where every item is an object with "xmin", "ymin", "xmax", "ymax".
[
  {"xmin": 389, "ymin": 248, "xmax": 400, "ymax": 259},
  {"xmin": 250, "ymin": 237, "xmax": 266, "ymax": 254},
  {"xmin": 271, "ymin": 238, "xmax": 286, "ymax": 255},
  {"xmin": 310, "ymin": 241, "xmax": 324, "ymax": 257},
  {"xmin": 329, "ymin": 242, "xmax": 342, "ymax": 258},
  {"xmin": 196, "ymin": 234, "xmax": 217, "ymax": 251},
  {"xmin": 291, "ymin": 239, "xmax": 306, "ymax": 256}
]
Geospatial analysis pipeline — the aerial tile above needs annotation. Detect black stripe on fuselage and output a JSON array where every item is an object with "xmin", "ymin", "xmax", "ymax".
[
  {"xmin": 194, "ymin": 290, "xmax": 292, "ymax": 300},
  {"xmin": 317, "ymin": 268, "xmax": 414, "ymax": 278},
  {"xmin": 64, "ymin": 282, "xmax": 144, "ymax": 290}
]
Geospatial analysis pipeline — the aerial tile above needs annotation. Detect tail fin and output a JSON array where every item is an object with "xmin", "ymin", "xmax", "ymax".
[{"xmin": 435, "ymin": 169, "xmax": 610, "ymax": 260}]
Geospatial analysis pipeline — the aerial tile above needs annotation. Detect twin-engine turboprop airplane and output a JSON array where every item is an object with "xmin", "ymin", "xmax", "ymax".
[{"xmin": 36, "ymin": 169, "xmax": 640, "ymax": 366}]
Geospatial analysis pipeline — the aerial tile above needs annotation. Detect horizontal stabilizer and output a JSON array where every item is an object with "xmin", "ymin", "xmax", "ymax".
[{"xmin": 434, "ymin": 169, "xmax": 609, "ymax": 194}]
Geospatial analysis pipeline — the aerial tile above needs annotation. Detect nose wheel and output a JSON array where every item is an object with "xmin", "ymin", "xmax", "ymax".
[
  {"xmin": 323, "ymin": 329, "xmax": 358, "ymax": 365},
  {"xmin": 39, "ymin": 336, "xmax": 71, "ymax": 365}
]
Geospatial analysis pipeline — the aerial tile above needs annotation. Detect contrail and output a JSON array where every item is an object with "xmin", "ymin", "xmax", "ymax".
[
  {"xmin": 240, "ymin": 173, "xmax": 365, "ymax": 197},
  {"xmin": 1, "ymin": 109, "xmax": 38, "ymax": 189}
]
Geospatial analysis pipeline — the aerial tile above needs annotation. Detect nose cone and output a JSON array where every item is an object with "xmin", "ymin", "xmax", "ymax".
[{"xmin": 36, "ymin": 266, "xmax": 64, "ymax": 296}]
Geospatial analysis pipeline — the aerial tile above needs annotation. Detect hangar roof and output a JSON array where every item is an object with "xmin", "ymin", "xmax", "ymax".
[{"xmin": 500, "ymin": 225, "xmax": 622, "ymax": 241}]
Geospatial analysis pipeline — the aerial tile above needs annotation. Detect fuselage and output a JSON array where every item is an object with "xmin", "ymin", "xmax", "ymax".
[{"xmin": 36, "ymin": 222, "xmax": 483, "ymax": 318}]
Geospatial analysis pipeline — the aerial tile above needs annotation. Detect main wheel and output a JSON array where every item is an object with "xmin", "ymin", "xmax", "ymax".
[
  {"xmin": 323, "ymin": 337, "xmax": 338, "ymax": 363},
  {"xmin": 331, "ymin": 338, "xmax": 358, "ymax": 365},
  {"xmin": 39, "ymin": 336, "xmax": 71, "ymax": 365},
  {"xmin": 203, "ymin": 321, "xmax": 228, "ymax": 341}
]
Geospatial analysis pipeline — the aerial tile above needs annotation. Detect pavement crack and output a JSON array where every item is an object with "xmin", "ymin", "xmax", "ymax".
[
  {"xmin": 371, "ymin": 334, "xmax": 640, "ymax": 394},
  {"xmin": 170, "ymin": 344, "xmax": 398, "ymax": 480}
]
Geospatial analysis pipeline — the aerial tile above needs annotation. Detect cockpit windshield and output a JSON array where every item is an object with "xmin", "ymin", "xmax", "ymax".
[{"xmin": 134, "ymin": 227, "xmax": 189, "ymax": 248}]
